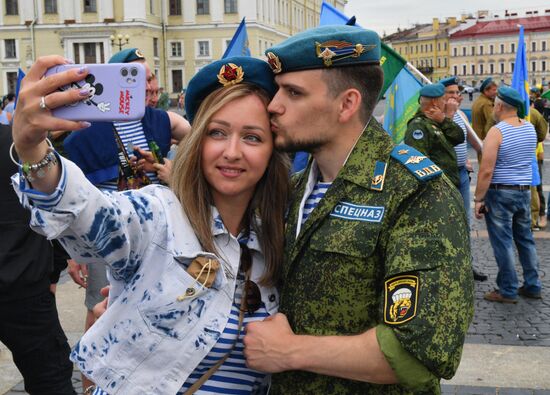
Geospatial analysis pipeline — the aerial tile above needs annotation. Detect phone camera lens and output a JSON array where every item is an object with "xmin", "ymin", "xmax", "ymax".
[
  {"xmin": 121, "ymin": 68, "xmax": 128, "ymax": 77},
  {"xmin": 130, "ymin": 67, "xmax": 138, "ymax": 77}
]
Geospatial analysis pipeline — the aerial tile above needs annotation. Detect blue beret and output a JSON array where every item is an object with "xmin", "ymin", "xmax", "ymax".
[
  {"xmin": 530, "ymin": 87, "xmax": 540, "ymax": 94},
  {"xmin": 185, "ymin": 56, "xmax": 276, "ymax": 124},
  {"xmin": 264, "ymin": 25, "xmax": 380, "ymax": 74},
  {"xmin": 419, "ymin": 83, "xmax": 445, "ymax": 98},
  {"xmin": 479, "ymin": 77, "xmax": 495, "ymax": 93},
  {"xmin": 108, "ymin": 48, "xmax": 145, "ymax": 64},
  {"xmin": 497, "ymin": 86, "xmax": 526, "ymax": 118},
  {"xmin": 439, "ymin": 76, "xmax": 459, "ymax": 87}
]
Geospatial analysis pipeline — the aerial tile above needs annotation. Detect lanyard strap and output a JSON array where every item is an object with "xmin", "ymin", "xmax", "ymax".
[{"xmin": 111, "ymin": 125, "xmax": 151, "ymax": 190}]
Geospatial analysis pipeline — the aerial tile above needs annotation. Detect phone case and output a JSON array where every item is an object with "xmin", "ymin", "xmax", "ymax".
[{"xmin": 44, "ymin": 63, "xmax": 146, "ymax": 122}]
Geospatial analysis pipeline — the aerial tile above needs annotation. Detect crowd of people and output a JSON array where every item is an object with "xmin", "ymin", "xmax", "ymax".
[{"xmin": 1, "ymin": 22, "xmax": 546, "ymax": 395}]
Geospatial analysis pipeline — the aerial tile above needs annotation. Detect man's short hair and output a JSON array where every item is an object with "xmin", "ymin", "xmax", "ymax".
[{"xmin": 322, "ymin": 64, "xmax": 383, "ymax": 124}]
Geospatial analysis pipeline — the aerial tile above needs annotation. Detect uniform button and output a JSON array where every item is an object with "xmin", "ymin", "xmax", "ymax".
[
  {"xmin": 269, "ymin": 294, "xmax": 276, "ymax": 302},
  {"xmin": 185, "ymin": 288, "xmax": 196, "ymax": 296}
]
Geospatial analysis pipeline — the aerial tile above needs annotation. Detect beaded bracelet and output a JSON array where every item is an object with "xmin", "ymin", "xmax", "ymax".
[{"xmin": 9, "ymin": 139, "xmax": 58, "ymax": 182}]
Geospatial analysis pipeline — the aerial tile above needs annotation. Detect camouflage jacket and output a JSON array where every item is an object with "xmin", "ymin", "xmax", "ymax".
[
  {"xmin": 471, "ymin": 94, "xmax": 495, "ymax": 140},
  {"xmin": 404, "ymin": 110, "xmax": 464, "ymax": 188},
  {"xmin": 270, "ymin": 119, "xmax": 474, "ymax": 395}
]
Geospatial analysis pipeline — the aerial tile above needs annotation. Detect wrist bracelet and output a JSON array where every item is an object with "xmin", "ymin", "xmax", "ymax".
[
  {"xmin": 9, "ymin": 139, "xmax": 58, "ymax": 182},
  {"xmin": 474, "ymin": 197, "xmax": 484, "ymax": 203}
]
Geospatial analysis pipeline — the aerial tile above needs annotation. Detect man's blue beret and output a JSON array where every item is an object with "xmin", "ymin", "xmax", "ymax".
[
  {"xmin": 108, "ymin": 48, "xmax": 145, "ymax": 64},
  {"xmin": 419, "ymin": 83, "xmax": 445, "ymax": 98},
  {"xmin": 439, "ymin": 76, "xmax": 459, "ymax": 87},
  {"xmin": 185, "ymin": 56, "xmax": 276, "ymax": 124},
  {"xmin": 497, "ymin": 86, "xmax": 526, "ymax": 118},
  {"xmin": 264, "ymin": 25, "xmax": 380, "ymax": 74},
  {"xmin": 479, "ymin": 77, "xmax": 495, "ymax": 93},
  {"xmin": 530, "ymin": 87, "xmax": 540, "ymax": 94}
]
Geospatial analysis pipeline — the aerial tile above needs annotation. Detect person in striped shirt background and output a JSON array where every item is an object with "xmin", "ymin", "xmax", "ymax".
[{"xmin": 474, "ymin": 86, "xmax": 542, "ymax": 304}]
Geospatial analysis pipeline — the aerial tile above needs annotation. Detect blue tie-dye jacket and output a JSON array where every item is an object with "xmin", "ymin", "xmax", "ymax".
[{"xmin": 12, "ymin": 157, "xmax": 279, "ymax": 395}]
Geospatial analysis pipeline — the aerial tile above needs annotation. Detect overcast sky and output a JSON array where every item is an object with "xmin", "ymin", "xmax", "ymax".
[{"xmin": 344, "ymin": 1, "xmax": 549, "ymax": 36}]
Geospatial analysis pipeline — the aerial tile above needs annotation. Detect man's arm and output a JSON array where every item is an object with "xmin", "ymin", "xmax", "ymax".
[
  {"xmin": 403, "ymin": 121, "xmax": 431, "ymax": 156},
  {"xmin": 167, "ymin": 111, "xmax": 191, "ymax": 141},
  {"xmin": 244, "ymin": 314, "xmax": 398, "ymax": 384},
  {"xmin": 474, "ymin": 126, "xmax": 502, "ymax": 219}
]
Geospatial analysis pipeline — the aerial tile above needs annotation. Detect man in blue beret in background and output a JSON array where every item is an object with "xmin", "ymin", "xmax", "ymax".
[
  {"xmin": 472, "ymin": 77, "xmax": 498, "ymax": 141},
  {"xmin": 474, "ymin": 86, "xmax": 542, "ymax": 303},
  {"xmin": 243, "ymin": 25, "xmax": 474, "ymax": 395},
  {"xmin": 404, "ymin": 82, "xmax": 465, "ymax": 188}
]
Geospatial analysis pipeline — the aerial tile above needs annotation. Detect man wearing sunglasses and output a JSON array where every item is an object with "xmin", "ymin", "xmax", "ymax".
[{"xmin": 244, "ymin": 25, "xmax": 474, "ymax": 395}]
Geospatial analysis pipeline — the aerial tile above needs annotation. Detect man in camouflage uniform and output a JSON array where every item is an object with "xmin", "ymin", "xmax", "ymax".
[
  {"xmin": 404, "ymin": 83, "xmax": 465, "ymax": 188},
  {"xmin": 471, "ymin": 77, "xmax": 498, "ymax": 141},
  {"xmin": 243, "ymin": 25, "xmax": 474, "ymax": 394}
]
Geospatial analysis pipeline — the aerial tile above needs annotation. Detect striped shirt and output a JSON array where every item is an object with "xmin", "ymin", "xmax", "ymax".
[
  {"xmin": 453, "ymin": 112, "xmax": 468, "ymax": 167},
  {"xmin": 492, "ymin": 120, "xmax": 537, "ymax": 185},
  {"xmin": 96, "ymin": 120, "xmax": 159, "ymax": 191},
  {"xmin": 301, "ymin": 180, "xmax": 332, "ymax": 224}
]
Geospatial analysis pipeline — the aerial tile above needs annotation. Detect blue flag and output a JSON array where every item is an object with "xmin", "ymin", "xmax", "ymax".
[
  {"xmin": 383, "ymin": 68, "xmax": 423, "ymax": 143},
  {"xmin": 14, "ymin": 68, "xmax": 25, "ymax": 110},
  {"xmin": 511, "ymin": 25, "xmax": 529, "ymax": 119},
  {"xmin": 222, "ymin": 17, "xmax": 251, "ymax": 58},
  {"xmin": 319, "ymin": 1, "xmax": 349, "ymax": 25}
]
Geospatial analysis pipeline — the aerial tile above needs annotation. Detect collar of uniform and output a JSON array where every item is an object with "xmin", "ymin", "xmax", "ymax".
[
  {"xmin": 210, "ymin": 206, "xmax": 261, "ymax": 252},
  {"xmin": 338, "ymin": 118, "xmax": 394, "ymax": 189}
]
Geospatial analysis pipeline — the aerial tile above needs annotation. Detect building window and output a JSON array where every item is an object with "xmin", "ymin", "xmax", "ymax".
[
  {"xmin": 444, "ymin": 42, "xmax": 447, "ymax": 50},
  {"xmin": 44, "ymin": 0, "xmax": 57, "ymax": 13},
  {"xmin": 489, "ymin": 44, "xmax": 494, "ymax": 54},
  {"xmin": 453, "ymin": 47, "xmax": 457, "ymax": 57},
  {"xmin": 437, "ymin": 42, "xmax": 440, "ymax": 51},
  {"xmin": 197, "ymin": 40, "xmax": 210, "ymax": 57},
  {"xmin": 500, "ymin": 43, "xmax": 504, "ymax": 53},
  {"xmin": 453, "ymin": 65, "xmax": 458, "ymax": 75},
  {"xmin": 224, "ymin": 0, "xmax": 237, "ymax": 13},
  {"xmin": 171, "ymin": 69, "xmax": 183, "ymax": 93},
  {"xmin": 149, "ymin": 0, "xmax": 155, "ymax": 14},
  {"xmin": 169, "ymin": 0, "xmax": 181, "ymax": 15},
  {"xmin": 83, "ymin": 0, "xmax": 96, "ymax": 12},
  {"xmin": 532, "ymin": 41, "xmax": 536, "ymax": 52},
  {"xmin": 479, "ymin": 45, "xmax": 483, "ymax": 55},
  {"xmin": 462, "ymin": 64, "xmax": 467, "ymax": 75},
  {"xmin": 511, "ymin": 43, "xmax": 515, "ymax": 53},
  {"xmin": 437, "ymin": 58, "xmax": 440, "ymax": 67},
  {"xmin": 4, "ymin": 39, "xmax": 16, "ymax": 59},
  {"xmin": 6, "ymin": 71, "xmax": 17, "ymax": 93},
  {"xmin": 489, "ymin": 63, "xmax": 494, "ymax": 74},
  {"xmin": 153, "ymin": 38, "xmax": 159, "ymax": 57},
  {"xmin": 542, "ymin": 41, "xmax": 547, "ymax": 51},
  {"xmin": 542, "ymin": 61, "xmax": 546, "ymax": 72},
  {"xmin": 470, "ymin": 64, "xmax": 475, "ymax": 75},
  {"xmin": 510, "ymin": 62, "xmax": 514, "ymax": 73},
  {"xmin": 471, "ymin": 46, "xmax": 475, "ymax": 56},
  {"xmin": 500, "ymin": 63, "xmax": 504, "ymax": 74},
  {"xmin": 532, "ymin": 61, "xmax": 536, "ymax": 72},
  {"xmin": 462, "ymin": 47, "xmax": 466, "ymax": 56},
  {"xmin": 479, "ymin": 64, "xmax": 484, "ymax": 74},
  {"xmin": 444, "ymin": 58, "xmax": 447, "ymax": 67},
  {"xmin": 429, "ymin": 44, "xmax": 432, "ymax": 52},
  {"xmin": 5, "ymin": 0, "xmax": 18, "ymax": 15},
  {"xmin": 170, "ymin": 42, "xmax": 182, "ymax": 57},
  {"xmin": 73, "ymin": 42, "xmax": 104, "ymax": 64},
  {"xmin": 197, "ymin": 0, "xmax": 209, "ymax": 15}
]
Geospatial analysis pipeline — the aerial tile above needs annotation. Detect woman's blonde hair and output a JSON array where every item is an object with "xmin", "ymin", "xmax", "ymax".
[{"xmin": 170, "ymin": 83, "xmax": 290, "ymax": 286}]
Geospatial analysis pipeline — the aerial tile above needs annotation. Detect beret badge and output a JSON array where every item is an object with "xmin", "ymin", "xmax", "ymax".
[
  {"xmin": 315, "ymin": 40, "xmax": 373, "ymax": 67},
  {"xmin": 266, "ymin": 52, "xmax": 282, "ymax": 74},
  {"xmin": 134, "ymin": 49, "xmax": 145, "ymax": 59},
  {"xmin": 217, "ymin": 63, "xmax": 244, "ymax": 87}
]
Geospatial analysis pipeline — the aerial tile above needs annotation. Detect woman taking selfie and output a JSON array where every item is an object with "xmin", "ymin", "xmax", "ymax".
[{"xmin": 11, "ymin": 55, "xmax": 289, "ymax": 394}]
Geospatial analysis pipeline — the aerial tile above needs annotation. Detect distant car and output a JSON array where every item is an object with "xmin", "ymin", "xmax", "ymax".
[{"xmin": 462, "ymin": 85, "xmax": 475, "ymax": 94}]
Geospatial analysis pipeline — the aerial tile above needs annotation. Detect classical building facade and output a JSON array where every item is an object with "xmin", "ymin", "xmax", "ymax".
[
  {"xmin": 449, "ymin": 15, "xmax": 550, "ymax": 87},
  {"xmin": 0, "ymin": 0, "xmax": 345, "ymax": 96},
  {"xmin": 383, "ymin": 17, "xmax": 461, "ymax": 82}
]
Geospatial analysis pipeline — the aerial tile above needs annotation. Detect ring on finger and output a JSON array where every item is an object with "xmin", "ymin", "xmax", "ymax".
[{"xmin": 39, "ymin": 96, "xmax": 51, "ymax": 111}]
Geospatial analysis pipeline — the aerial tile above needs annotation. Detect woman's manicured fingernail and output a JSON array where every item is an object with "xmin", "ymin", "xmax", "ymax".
[
  {"xmin": 80, "ymin": 121, "xmax": 91, "ymax": 128},
  {"xmin": 77, "ymin": 66, "xmax": 88, "ymax": 75},
  {"xmin": 64, "ymin": 58, "xmax": 75, "ymax": 64},
  {"xmin": 79, "ymin": 88, "xmax": 90, "ymax": 96}
]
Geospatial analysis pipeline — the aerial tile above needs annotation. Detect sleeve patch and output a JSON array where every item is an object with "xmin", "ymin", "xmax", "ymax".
[
  {"xmin": 390, "ymin": 144, "xmax": 442, "ymax": 182},
  {"xmin": 412, "ymin": 130, "xmax": 424, "ymax": 140},
  {"xmin": 384, "ymin": 274, "xmax": 419, "ymax": 325}
]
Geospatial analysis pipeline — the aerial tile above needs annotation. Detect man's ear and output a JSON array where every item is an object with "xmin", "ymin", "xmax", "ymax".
[{"xmin": 337, "ymin": 88, "xmax": 362, "ymax": 123}]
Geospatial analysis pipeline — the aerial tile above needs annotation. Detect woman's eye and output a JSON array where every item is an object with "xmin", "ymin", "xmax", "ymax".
[
  {"xmin": 207, "ymin": 129, "xmax": 225, "ymax": 138},
  {"xmin": 244, "ymin": 134, "xmax": 261, "ymax": 143}
]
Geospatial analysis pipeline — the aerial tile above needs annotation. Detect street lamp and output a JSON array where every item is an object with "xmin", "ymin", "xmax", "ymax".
[{"xmin": 110, "ymin": 33, "xmax": 130, "ymax": 51}]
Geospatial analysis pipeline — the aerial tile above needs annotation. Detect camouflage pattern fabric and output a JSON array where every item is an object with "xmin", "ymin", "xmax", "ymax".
[
  {"xmin": 471, "ymin": 94, "xmax": 495, "ymax": 141},
  {"xmin": 270, "ymin": 119, "xmax": 474, "ymax": 395},
  {"xmin": 404, "ymin": 109, "xmax": 464, "ymax": 188}
]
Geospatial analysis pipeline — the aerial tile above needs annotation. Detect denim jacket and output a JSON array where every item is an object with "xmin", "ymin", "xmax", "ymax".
[{"xmin": 12, "ymin": 158, "xmax": 279, "ymax": 395}]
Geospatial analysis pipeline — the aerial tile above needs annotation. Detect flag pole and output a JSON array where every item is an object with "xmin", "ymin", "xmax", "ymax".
[{"xmin": 405, "ymin": 62, "xmax": 483, "ymax": 150}]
